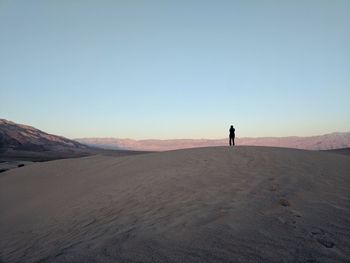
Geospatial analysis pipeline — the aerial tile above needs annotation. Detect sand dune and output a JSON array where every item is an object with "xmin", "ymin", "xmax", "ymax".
[{"xmin": 1, "ymin": 146, "xmax": 350, "ymax": 262}]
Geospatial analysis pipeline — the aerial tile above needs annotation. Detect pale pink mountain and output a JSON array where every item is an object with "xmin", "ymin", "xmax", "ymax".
[{"xmin": 76, "ymin": 132, "xmax": 350, "ymax": 151}]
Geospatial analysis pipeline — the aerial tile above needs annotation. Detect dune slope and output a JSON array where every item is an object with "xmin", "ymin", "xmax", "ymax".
[{"xmin": 0, "ymin": 146, "xmax": 350, "ymax": 263}]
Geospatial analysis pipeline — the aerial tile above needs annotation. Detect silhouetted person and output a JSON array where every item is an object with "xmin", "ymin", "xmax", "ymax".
[{"xmin": 229, "ymin": 125, "xmax": 235, "ymax": 146}]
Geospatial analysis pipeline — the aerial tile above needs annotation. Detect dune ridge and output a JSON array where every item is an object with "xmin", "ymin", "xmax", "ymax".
[{"xmin": 1, "ymin": 146, "xmax": 350, "ymax": 262}]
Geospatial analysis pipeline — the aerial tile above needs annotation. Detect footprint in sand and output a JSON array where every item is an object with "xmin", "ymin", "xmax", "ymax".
[
  {"xmin": 316, "ymin": 237, "xmax": 335, "ymax": 248},
  {"xmin": 277, "ymin": 199, "xmax": 300, "ymax": 228},
  {"xmin": 279, "ymin": 198, "xmax": 290, "ymax": 207},
  {"xmin": 311, "ymin": 228, "xmax": 335, "ymax": 248}
]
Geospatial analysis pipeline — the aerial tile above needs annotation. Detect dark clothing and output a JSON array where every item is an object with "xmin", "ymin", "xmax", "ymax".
[
  {"xmin": 229, "ymin": 127, "xmax": 235, "ymax": 146},
  {"xmin": 229, "ymin": 136, "xmax": 235, "ymax": 146},
  {"xmin": 229, "ymin": 127, "xmax": 235, "ymax": 137}
]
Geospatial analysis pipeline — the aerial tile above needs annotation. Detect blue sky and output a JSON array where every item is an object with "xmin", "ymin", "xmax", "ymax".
[{"xmin": 1, "ymin": 0, "xmax": 349, "ymax": 139}]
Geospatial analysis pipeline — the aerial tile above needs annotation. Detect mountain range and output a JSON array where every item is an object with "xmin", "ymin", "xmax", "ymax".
[
  {"xmin": 76, "ymin": 132, "xmax": 350, "ymax": 151},
  {"xmin": 1, "ymin": 119, "xmax": 350, "ymax": 154}
]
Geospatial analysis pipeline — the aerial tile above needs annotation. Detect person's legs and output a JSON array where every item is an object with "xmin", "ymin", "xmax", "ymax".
[
  {"xmin": 229, "ymin": 137, "xmax": 232, "ymax": 146},
  {"xmin": 233, "ymin": 137, "xmax": 235, "ymax": 146}
]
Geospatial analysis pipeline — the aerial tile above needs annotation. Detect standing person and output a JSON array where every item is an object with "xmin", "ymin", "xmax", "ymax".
[{"xmin": 229, "ymin": 125, "xmax": 235, "ymax": 146}]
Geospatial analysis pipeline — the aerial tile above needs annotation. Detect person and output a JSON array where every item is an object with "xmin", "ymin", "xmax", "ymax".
[{"xmin": 229, "ymin": 125, "xmax": 235, "ymax": 146}]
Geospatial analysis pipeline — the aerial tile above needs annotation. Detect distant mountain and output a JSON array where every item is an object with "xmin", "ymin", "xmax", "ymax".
[
  {"xmin": 236, "ymin": 133, "xmax": 350, "ymax": 151},
  {"xmin": 76, "ymin": 132, "xmax": 350, "ymax": 151},
  {"xmin": 75, "ymin": 138, "xmax": 225, "ymax": 151}
]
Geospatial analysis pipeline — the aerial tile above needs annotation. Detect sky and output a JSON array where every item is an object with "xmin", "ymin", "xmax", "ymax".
[{"xmin": 0, "ymin": 0, "xmax": 349, "ymax": 139}]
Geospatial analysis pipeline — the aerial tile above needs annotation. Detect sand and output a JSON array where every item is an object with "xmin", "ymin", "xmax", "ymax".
[{"xmin": 1, "ymin": 146, "xmax": 350, "ymax": 262}]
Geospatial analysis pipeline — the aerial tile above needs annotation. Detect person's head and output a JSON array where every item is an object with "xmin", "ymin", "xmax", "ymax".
[{"xmin": 230, "ymin": 125, "xmax": 233, "ymax": 128}]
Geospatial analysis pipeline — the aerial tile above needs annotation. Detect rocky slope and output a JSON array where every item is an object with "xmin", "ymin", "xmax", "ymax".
[{"xmin": 0, "ymin": 119, "xmax": 87, "ymax": 152}]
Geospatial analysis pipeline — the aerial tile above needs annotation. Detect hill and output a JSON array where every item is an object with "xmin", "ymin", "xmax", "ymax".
[
  {"xmin": 1, "ymin": 146, "xmax": 349, "ymax": 262},
  {"xmin": 0, "ymin": 119, "xmax": 91, "ymax": 160},
  {"xmin": 0, "ymin": 119, "xmax": 88, "ymax": 152}
]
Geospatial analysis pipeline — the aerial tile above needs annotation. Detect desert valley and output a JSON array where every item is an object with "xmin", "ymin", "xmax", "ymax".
[{"xmin": 1, "ymin": 1, "xmax": 349, "ymax": 262}]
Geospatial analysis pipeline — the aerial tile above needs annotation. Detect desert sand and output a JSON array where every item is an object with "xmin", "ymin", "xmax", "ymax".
[{"xmin": 1, "ymin": 146, "xmax": 350, "ymax": 262}]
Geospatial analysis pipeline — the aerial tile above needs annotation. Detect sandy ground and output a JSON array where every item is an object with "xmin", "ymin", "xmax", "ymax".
[
  {"xmin": 0, "ymin": 146, "xmax": 349, "ymax": 263},
  {"xmin": 0, "ymin": 148, "xmax": 149, "ymax": 174},
  {"xmin": 0, "ymin": 161, "xmax": 35, "ymax": 173}
]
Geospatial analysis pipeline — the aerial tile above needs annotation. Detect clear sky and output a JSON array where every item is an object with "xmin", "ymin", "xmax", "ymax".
[{"xmin": 1, "ymin": 0, "xmax": 349, "ymax": 139}]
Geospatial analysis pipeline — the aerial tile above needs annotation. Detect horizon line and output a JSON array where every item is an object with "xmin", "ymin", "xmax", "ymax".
[
  {"xmin": 2, "ymin": 118, "xmax": 349, "ymax": 141},
  {"xmin": 73, "ymin": 131, "xmax": 350, "ymax": 141}
]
